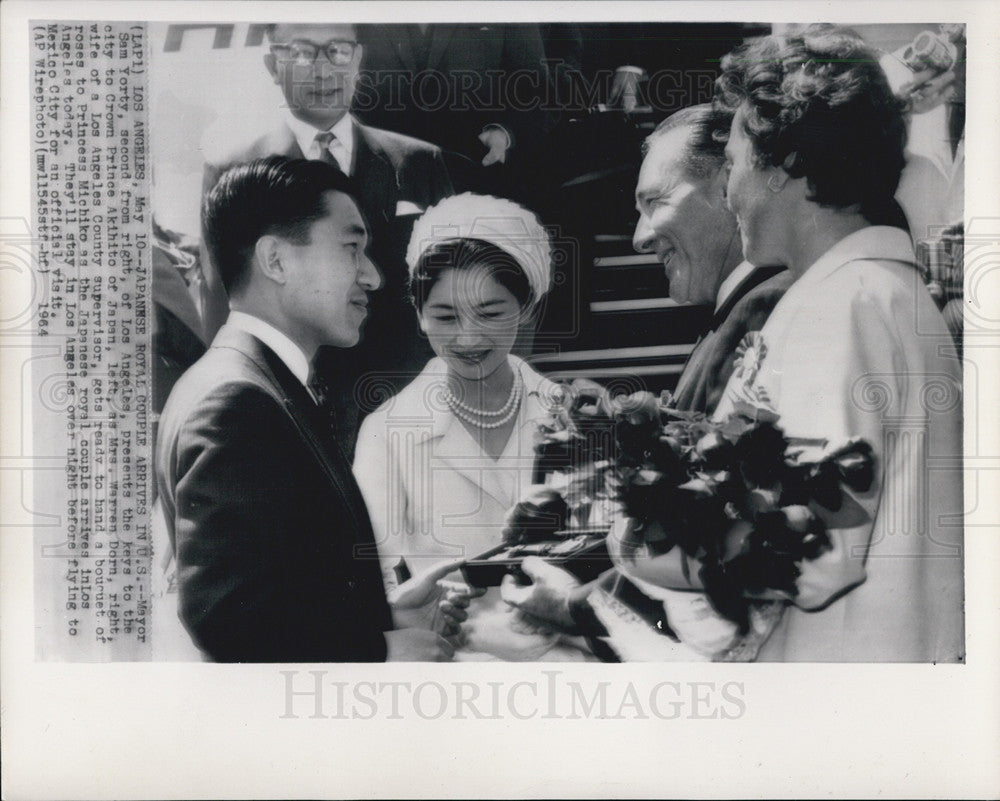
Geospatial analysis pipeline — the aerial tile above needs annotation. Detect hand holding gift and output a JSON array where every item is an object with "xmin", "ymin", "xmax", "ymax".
[
  {"xmin": 501, "ymin": 556, "xmax": 581, "ymax": 630},
  {"xmin": 384, "ymin": 557, "xmax": 462, "ymax": 658},
  {"xmin": 438, "ymin": 583, "xmax": 488, "ymax": 639},
  {"xmin": 388, "ymin": 558, "xmax": 467, "ymax": 633}
]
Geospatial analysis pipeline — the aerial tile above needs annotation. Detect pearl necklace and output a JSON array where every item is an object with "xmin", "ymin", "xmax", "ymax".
[
  {"xmin": 443, "ymin": 373, "xmax": 523, "ymax": 429},
  {"xmin": 445, "ymin": 371, "xmax": 521, "ymax": 416}
]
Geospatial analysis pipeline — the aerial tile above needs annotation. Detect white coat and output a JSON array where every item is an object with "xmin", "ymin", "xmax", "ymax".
[{"xmin": 713, "ymin": 226, "xmax": 964, "ymax": 662}]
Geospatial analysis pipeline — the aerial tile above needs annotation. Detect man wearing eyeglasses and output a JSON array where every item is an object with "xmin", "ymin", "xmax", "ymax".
[{"xmin": 199, "ymin": 22, "xmax": 454, "ymax": 457}]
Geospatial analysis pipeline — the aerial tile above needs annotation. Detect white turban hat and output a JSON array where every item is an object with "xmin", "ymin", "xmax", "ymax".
[{"xmin": 406, "ymin": 193, "xmax": 553, "ymax": 306}]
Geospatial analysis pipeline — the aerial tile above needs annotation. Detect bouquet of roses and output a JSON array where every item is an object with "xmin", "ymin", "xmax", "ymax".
[
  {"xmin": 533, "ymin": 381, "xmax": 876, "ymax": 634},
  {"xmin": 532, "ymin": 379, "xmax": 621, "ymax": 526}
]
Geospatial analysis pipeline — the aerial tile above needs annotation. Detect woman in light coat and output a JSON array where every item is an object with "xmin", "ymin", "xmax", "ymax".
[{"xmin": 354, "ymin": 194, "xmax": 593, "ymax": 660}]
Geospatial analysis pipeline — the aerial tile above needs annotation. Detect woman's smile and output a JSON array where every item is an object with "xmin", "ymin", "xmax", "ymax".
[{"xmin": 449, "ymin": 348, "xmax": 492, "ymax": 365}]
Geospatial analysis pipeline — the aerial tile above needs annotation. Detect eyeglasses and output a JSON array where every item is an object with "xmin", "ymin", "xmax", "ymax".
[{"xmin": 270, "ymin": 39, "xmax": 358, "ymax": 67}]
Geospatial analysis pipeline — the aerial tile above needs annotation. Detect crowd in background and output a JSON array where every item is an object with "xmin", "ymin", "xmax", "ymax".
[{"xmin": 153, "ymin": 22, "xmax": 966, "ymax": 424}]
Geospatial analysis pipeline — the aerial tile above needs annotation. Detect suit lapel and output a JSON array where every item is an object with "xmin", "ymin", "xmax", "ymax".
[
  {"xmin": 352, "ymin": 123, "xmax": 397, "ymax": 227},
  {"xmin": 433, "ymin": 412, "xmax": 498, "ymax": 498},
  {"xmin": 405, "ymin": 362, "xmax": 515, "ymax": 510},
  {"xmin": 711, "ymin": 265, "xmax": 786, "ymax": 330},
  {"xmin": 429, "ymin": 361, "xmax": 550, "ymax": 511},
  {"xmin": 215, "ymin": 327, "xmax": 372, "ymax": 543}
]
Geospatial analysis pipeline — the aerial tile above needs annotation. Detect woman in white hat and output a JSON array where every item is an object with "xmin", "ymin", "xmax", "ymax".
[{"xmin": 353, "ymin": 193, "xmax": 593, "ymax": 660}]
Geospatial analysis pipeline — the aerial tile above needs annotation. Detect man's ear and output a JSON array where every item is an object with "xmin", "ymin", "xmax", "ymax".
[
  {"xmin": 254, "ymin": 236, "xmax": 288, "ymax": 285},
  {"xmin": 264, "ymin": 52, "xmax": 279, "ymax": 84}
]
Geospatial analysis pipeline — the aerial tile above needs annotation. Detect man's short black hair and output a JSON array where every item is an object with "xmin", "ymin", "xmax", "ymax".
[
  {"xmin": 642, "ymin": 103, "xmax": 733, "ymax": 180},
  {"xmin": 202, "ymin": 156, "xmax": 362, "ymax": 296}
]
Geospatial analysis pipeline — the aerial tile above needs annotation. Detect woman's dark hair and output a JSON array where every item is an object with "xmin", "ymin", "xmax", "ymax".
[
  {"xmin": 409, "ymin": 238, "xmax": 533, "ymax": 312},
  {"xmin": 714, "ymin": 25, "xmax": 907, "ymax": 223},
  {"xmin": 202, "ymin": 156, "xmax": 361, "ymax": 296}
]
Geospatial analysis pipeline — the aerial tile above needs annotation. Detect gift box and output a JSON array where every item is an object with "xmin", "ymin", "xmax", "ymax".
[{"xmin": 461, "ymin": 527, "xmax": 613, "ymax": 588}]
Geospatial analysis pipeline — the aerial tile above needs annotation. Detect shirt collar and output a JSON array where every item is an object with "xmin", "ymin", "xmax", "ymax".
[
  {"xmin": 284, "ymin": 112, "xmax": 355, "ymax": 173},
  {"xmin": 226, "ymin": 310, "xmax": 312, "ymax": 388},
  {"xmin": 795, "ymin": 226, "xmax": 915, "ymax": 293},
  {"xmin": 715, "ymin": 260, "xmax": 756, "ymax": 312}
]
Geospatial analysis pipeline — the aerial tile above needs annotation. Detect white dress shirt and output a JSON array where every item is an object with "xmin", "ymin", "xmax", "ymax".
[
  {"xmin": 226, "ymin": 310, "xmax": 312, "ymax": 390},
  {"xmin": 284, "ymin": 111, "xmax": 355, "ymax": 174}
]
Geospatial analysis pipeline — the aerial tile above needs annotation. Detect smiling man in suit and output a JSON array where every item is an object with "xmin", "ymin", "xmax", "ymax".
[
  {"xmin": 158, "ymin": 157, "xmax": 454, "ymax": 662},
  {"xmin": 632, "ymin": 104, "xmax": 794, "ymax": 415},
  {"xmin": 494, "ymin": 106, "xmax": 797, "ymax": 650},
  {"xmin": 200, "ymin": 22, "xmax": 454, "ymax": 456}
]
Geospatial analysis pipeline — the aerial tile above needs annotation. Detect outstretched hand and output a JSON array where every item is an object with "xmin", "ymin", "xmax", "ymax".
[
  {"xmin": 500, "ymin": 556, "xmax": 581, "ymax": 629},
  {"xmin": 439, "ymin": 582, "xmax": 488, "ymax": 639},
  {"xmin": 389, "ymin": 558, "xmax": 465, "ymax": 632},
  {"xmin": 389, "ymin": 558, "xmax": 464, "ymax": 609}
]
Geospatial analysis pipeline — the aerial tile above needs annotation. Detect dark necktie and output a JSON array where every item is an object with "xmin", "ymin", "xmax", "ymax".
[
  {"xmin": 314, "ymin": 131, "xmax": 346, "ymax": 173},
  {"xmin": 307, "ymin": 369, "xmax": 340, "ymax": 443}
]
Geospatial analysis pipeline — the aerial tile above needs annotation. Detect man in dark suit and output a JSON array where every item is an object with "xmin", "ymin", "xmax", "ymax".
[
  {"xmin": 632, "ymin": 104, "xmax": 794, "ymax": 415},
  {"xmin": 480, "ymin": 106, "xmax": 795, "ymax": 648},
  {"xmin": 157, "ymin": 157, "xmax": 454, "ymax": 662},
  {"xmin": 200, "ymin": 22, "xmax": 454, "ymax": 456}
]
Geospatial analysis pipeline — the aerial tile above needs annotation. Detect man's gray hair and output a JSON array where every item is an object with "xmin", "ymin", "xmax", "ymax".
[{"xmin": 642, "ymin": 103, "xmax": 732, "ymax": 180}]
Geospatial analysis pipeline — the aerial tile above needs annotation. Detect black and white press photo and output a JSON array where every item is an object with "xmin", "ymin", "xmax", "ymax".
[
  {"xmin": 2, "ymin": 2, "xmax": 998, "ymax": 799},
  {"xmin": 144, "ymin": 18, "xmax": 967, "ymax": 664}
]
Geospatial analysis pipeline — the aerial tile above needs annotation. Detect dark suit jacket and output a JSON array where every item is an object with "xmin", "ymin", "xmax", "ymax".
[
  {"xmin": 671, "ymin": 265, "xmax": 794, "ymax": 415},
  {"xmin": 354, "ymin": 24, "xmax": 555, "ymax": 165},
  {"xmin": 199, "ymin": 119, "xmax": 454, "ymax": 456},
  {"xmin": 155, "ymin": 325, "xmax": 393, "ymax": 662}
]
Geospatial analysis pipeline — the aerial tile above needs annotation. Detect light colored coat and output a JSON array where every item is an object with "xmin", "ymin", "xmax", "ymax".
[
  {"xmin": 353, "ymin": 356, "xmax": 558, "ymax": 590},
  {"xmin": 713, "ymin": 226, "xmax": 964, "ymax": 662}
]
